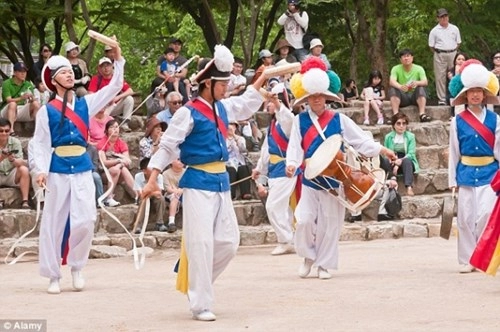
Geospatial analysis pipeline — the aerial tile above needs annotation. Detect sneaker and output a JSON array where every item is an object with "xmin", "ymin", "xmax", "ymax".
[
  {"xmin": 71, "ymin": 270, "xmax": 85, "ymax": 291},
  {"xmin": 459, "ymin": 264, "xmax": 475, "ymax": 273},
  {"xmin": 438, "ymin": 101, "xmax": 447, "ymax": 106},
  {"xmin": 166, "ymin": 223, "xmax": 177, "ymax": 233},
  {"xmin": 155, "ymin": 223, "xmax": 169, "ymax": 232},
  {"xmin": 192, "ymin": 310, "xmax": 216, "ymax": 321},
  {"xmin": 271, "ymin": 243, "xmax": 295, "ymax": 256},
  {"xmin": 348, "ymin": 214, "xmax": 362, "ymax": 223},
  {"xmin": 317, "ymin": 266, "xmax": 332, "ymax": 279},
  {"xmin": 104, "ymin": 198, "xmax": 120, "ymax": 207},
  {"xmin": 362, "ymin": 118, "xmax": 369, "ymax": 125},
  {"xmin": 121, "ymin": 123, "xmax": 132, "ymax": 132},
  {"xmin": 377, "ymin": 117, "xmax": 384, "ymax": 125},
  {"xmin": 47, "ymin": 278, "xmax": 61, "ymax": 294},
  {"xmin": 298, "ymin": 258, "xmax": 314, "ymax": 278}
]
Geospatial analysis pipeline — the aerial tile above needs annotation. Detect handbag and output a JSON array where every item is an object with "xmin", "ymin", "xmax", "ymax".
[{"xmin": 385, "ymin": 187, "xmax": 402, "ymax": 216}]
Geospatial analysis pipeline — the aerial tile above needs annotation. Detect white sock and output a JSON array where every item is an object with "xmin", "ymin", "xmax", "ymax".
[{"xmin": 168, "ymin": 216, "xmax": 175, "ymax": 225}]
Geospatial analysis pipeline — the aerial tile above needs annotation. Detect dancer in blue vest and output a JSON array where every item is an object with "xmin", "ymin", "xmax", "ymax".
[
  {"xmin": 448, "ymin": 60, "xmax": 500, "ymax": 273},
  {"xmin": 253, "ymin": 96, "xmax": 298, "ymax": 255},
  {"xmin": 286, "ymin": 57, "xmax": 396, "ymax": 279},
  {"xmin": 142, "ymin": 45, "xmax": 267, "ymax": 321},
  {"xmin": 33, "ymin": 46, "xmax": 124, "ymax": 294}
]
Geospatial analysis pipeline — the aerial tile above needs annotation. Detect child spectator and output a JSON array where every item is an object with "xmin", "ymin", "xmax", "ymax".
[
  {"xmin": 33, "ymin": 78, "xmax": 51, "ymax": 106},
  {"xmin": 162, "ymin": 159, "xmax": 186, "ymax": 233},
  {"xmin": 160, "ymin": 48, "xmax": 180, "ymax": 94},
  {"xmin": 360, "ymin": 70, "xmax": 386, "ymax": 125},
  {"xmin": 134, "ymin": 157, "xmax": 168, "ymax": 232}
]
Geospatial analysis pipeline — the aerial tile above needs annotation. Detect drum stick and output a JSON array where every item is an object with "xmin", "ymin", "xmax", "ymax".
[
  {"xmin": 88, "ymin": 30, "xmax": 119, "ymax": 47},
  {"xmin": 262, "ymin": 62, "xmax": 301, "ymax": 79}
]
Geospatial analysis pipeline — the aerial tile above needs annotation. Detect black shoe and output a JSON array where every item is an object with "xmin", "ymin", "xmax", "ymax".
[
  {"xmin": 348, "ymin": 215, "xmax": 362, "ymax": 223},
  {"xmin": 166, "ymin": 223, "xmax": 177, "ymax": 233},
  {"xmin": 377, "ymin": 214, "xmax": 394, "ymax": 222},
  {"xmin": 155, "ymin": 223, "xmax": 168, "ymax": 232}
]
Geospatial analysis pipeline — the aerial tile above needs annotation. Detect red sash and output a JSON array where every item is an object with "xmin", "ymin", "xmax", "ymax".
[
  {"xmin": 302, "ymin": 110, "xmax": 335, "ymax": 153},
  {"xmin": 49, "ymin": 99, "xmax": 88, "ymax": 141},
  {"xmin": 270, "ymin": 119, "xmax": 288, "ymax": 153},
  {"xmin": 459, "ymin": 110, "xmax": 495, "ymax": 149},
  {"xmin": 186, "ymin": 99, "xmax": 228, "ymax": 138}
]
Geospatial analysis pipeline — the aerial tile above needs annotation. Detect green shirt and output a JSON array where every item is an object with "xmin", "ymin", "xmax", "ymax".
[
  {"xmin": 390, "ymin": 64, "xmax": 427, "ymax": 86},
  {"xmin": 0, "ymin": 136, "xmax": 23, "ymax": 175},
  {"xmin": 1, "ymin": 77, "xmax": 34, "ymax": 107}
]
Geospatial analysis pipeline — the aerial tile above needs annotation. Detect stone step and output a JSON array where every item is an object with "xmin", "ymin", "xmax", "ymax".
[{"xmin": 0, "ymin": 217, "xmax": 456, "ymax": 262}]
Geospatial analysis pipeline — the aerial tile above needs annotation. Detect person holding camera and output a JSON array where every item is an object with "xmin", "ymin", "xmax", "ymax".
[
  {"xmin": 0, "ymin": 118, "xmax": 30, "ymax": 209},
  {"xmin": 277, "ymin": 0, "xmax": 309, "ymax": 62},
  {"xmin": 0, "ymin": 62, "xmax": 40, "ymax": 136}
]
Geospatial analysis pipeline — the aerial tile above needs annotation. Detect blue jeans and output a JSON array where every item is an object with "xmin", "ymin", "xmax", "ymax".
[{"xmin": 92, "ymin": 171, "xmax": 104, "ymax": 204}]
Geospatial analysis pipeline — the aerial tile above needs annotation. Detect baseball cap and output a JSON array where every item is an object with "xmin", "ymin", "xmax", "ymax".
[
  {"xmin": 259, "ymin": 49, "xmax": 273, "ymax": 59},
  {"xmin": 98, "ymin": 57, "xmax": 113, "ymax": 66},
  {"xmin": 288, "ymin": 0, "xmax": 300, "ymax": 4},
  {"xmin": 437, "ymin": 8, "xmax": 448, "ymax": 17},
  {"xmin": 169, "ymin": 37, "xmax": 183, "ymax": 45},
  {"xmin": 104, "ymin": 44, "xmax": 113, "ymax": 51},
  {"xmin": 13, "ymin": 62, "xmax": 28, "ymax": 72},
  {"xmin": 309, "ymin": 38, "xmax": 324, "ymax": 50}
]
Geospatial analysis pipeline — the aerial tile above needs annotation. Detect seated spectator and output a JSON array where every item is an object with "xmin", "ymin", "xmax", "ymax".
[
  {"xmin": 97, "ymin": 119, "xmax": 135, "ymax": 207},
  {"xmin": 33, "ymin": 78, "xmax": 51, "ymax": 106},
  {"xmin": 273, "ymin": 39, "xmax": 297, "ymax": 64},
  {"xmin": 139, "ymin": 117, "xmax": 167, "ymax": 161},
  {"xmin": 360, "ymin": 70, "xmax": 385, "ymax": 125},
  {"xmin": 28, "ymin": 139, "xmax": 44, "ymax": 207},
  {"xmin": 87, "ymin": 144, "xmax": 105, "ymax": 207},
  {"xmin": 340, "ymin": 78, "xmax": 359, "ymax": 103},
  {"xmin": 88, "ymin": 57, "xmax": 134, "ymax": 132},
  {"xmin": 0, "ymin": 62, "xmax": 40, "ymax": 136},
  {"xmin": 0, "ymin": 118, "xmax": 30, "ymax": 209},
  {"xmin": 380, "ymin": 113, "xmax": 420, "ymax": 196},
  {"xmin": 89, "ymin": 108, "xmax": 114, "ymax": 145},
  {"xmin": 491, "ymin": 51, "xmax": 500, "ymax": 86},
  {"xmin": 146, "ymin": 86, "xmax": 168, "ymax": 118},
  {"xmin": 226, "ymin": 123, "xmax": 252, "ymax": 200},
  {"xmin": 64, "ymin": 41, "xmax": 91, "ymax": 97},
  {"xmin": 155, "ymin": 91, "xmax": 183, "ymax": 124},
  {"xmin": 104, "ymin": 44, "xmax": 117, "ymax": 61},
  {"xmin": 162, "ymin": 159, "xmax": 186, "ymax": 233},
  {"xmin": 388, "ymin": 48, "xmax": 430, "ymax": 122},
  {"xmin": 134, "ymin": 157, "xmax": 167, "ymax": 232},
  {"xmin": 447, "ymin": 52, "xmax": 468, "ymax": 117},
  {"xmin": 307, "ymin": 38, "xmax": 331, "ymax": 70},
  {"xmin": 33, "ymin": 43, "xmax": 52, "ymax": 80},
  {"xmin": 238, "ymin": 118, "xmax": 262, "ymax": 152},
  {"xmin": 251, "ymin": 49, "xmax": 274, "ymax": 84},
  {"xmin": 227, "ymin": 57, "xmax": 247, "ymax": 97}
]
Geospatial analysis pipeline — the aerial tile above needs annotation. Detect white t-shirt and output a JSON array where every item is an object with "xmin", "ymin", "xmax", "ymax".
[
  {"xmin": 428, "ymin": 23, "xmax": 461, "ymax": 50},
  {"xmin": 134, "ymin": 172, "xmax": 164, "ymax": 191}
]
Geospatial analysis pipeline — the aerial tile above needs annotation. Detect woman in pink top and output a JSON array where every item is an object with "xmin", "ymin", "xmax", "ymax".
[
  {"xmin": 89, "ymin": 108, "xmax": 114, "ymax": 145},
  {"xmin": 97, "ymin": 119, "xmax": 135, "ymax": 206}
]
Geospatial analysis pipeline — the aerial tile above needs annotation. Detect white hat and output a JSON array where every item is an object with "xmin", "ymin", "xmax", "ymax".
[
  {"xmin": 451, "ymin": 62, "xmax": 500, "ymax": 106},
  {"xmin": 41, "ymin": 55, "xmax": 73, "ymax": 93},
  {"xmin": 98, "ymin": 57, "xmax": 113, "ymax": 66},
  {"xmin": 259, "ymin": 49, "xmax": 273, "ymax": 59},
  {"xmin": 104, "ymin": 44, "xmax": 113, "ymax": 51},
  {"xmin": 65, "ymin": 41, "xmax": 80, "ymax": 53},
  {"xmin": 309, "ymin": 38, "xmax": 324, "ymax": 50}
]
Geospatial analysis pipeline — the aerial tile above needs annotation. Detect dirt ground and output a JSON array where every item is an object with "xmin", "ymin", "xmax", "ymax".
[{"xmin": 1, "ymin": 237, "xmax": 499, "ymax": 332}]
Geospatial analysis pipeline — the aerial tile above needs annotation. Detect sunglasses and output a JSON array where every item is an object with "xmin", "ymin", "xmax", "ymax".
[
  {"xmin": 170, "ymin": 101, "xmax": 182, "ymax": 105},
  {"xmin": 0, "ymin": 129, "xmax": 10, "ymax": 133},
  {"xmin": 395, "ymin": 121, "xmax": 407, "ymax": 126}
]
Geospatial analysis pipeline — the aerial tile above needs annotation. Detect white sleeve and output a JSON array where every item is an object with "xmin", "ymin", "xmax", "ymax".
[
  {"xmin": 32, "ymin": 106, "xmax": 53, "ymax": 176},
  {"xmin": 340, "ymin": 114, "xmax": 382, "ymax": 157},
  {"xmin": 448, "ymin": 117, "xmax": 459, "ymax": 187},
  {"xmin": 84, "ymin": 58, "xmax": 125, "ymax": 117},
  {"xmin": 286, "ymin": 115, "xmax": 304, "ymax": 168},
  {"xmin": 294, "ymin": 11, "xmax": 308, "ymax": 30},
  {"xmin": 223, "ymin": 86, "xmax": 264, "ymax": 122},
  {"xmin": 149, "ymin": 106, "xmax": 193, "ymax": 171},
  {"xmin": 275, "ymin": 104, "xmax": 295, "ymax": 137},
  {"xmin": 256, "ymin": 136, "xmax": 270, "ymax": 176},
  {"xmin": 277, "ymin": 13, "xmax": 287, "ymax": 25}
]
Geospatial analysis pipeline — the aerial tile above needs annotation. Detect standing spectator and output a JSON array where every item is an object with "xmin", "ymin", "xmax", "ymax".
[
  {"xmin": 139, "ymin": 116, "xmax": 166, "ymax": 161},
  {"xmin": 381, "ymin": 113, "xmax": 420, "ymax": 197},
  {"xmin": 155, "ymin": 91, "xmax": 183, "ymax": 124},
  {"xmin": 141, "ymin": 45, "xmax": 267, "ymax": 321},
  {"xmin": 388, "ymin": 49, "xmax": 431, "ymax": 122},
  {"xmin": 64, "ymin": 42, "xmax": 91, "ymax": 97},
  {"xmin": 286, "ymin": 57, "xmax": 396, "ymax": 279},
  {"xmin": 0, "ymin": 118, "xmax": 30, "ymax": 209},
  {"xmin": 307, "ymin": 39, "xmax": 330, "ymax": 70},
  {"xmin": 0, "ymin": 62, "xmax": 40, "ymax": 136},
  {"xmin": 162, "ymin": 159, "xmax": 186, "ymax": 233},
  {"xmin": 447, "ymin": 52, "xmax": 468, "ymax": 117},
  {"xmin": 448, "ymin": 62, "xmax": 500, "ymax": 273},
  {"xmin": 428, "ymin": 8, "xmax": 461, "ymax": 106},
  {"xmin": 277, "ymin": 0, "xmax": 309, "ymax": 62},
  {"xmin": 134, "ymin": 157, "xmax": 167, "ymax": 232},
  {"xmin": 88, "ymin": 57, "xmax": 135, "ymax": 132},
  {"xmin": 89, "ymin": 108, "xmax": 114, "ymax": 145},
  {"xmin": 251, "ymin": 49, "xmax": 274, "ymax": 84},
  {"xmin": 273, "ymin": 39, "xmax": 297, "ymax": 64},
  {"xmin": 360, "ymin": 70, "xmax": 385, "ymax": 125},
  {"xmin": 227, "ymin": 57, "xmax": 247, "ymax": 97},
  {"xmin": 33, "ymin": 44, "xmax": 52, "ymax": 80},
  {"xmin": 97, "ymin": 119, "xmax": 135, "ymax": 207},
  {"xmin": 226, "ymin": 122, "xmax": 252, "ymax": 200}
]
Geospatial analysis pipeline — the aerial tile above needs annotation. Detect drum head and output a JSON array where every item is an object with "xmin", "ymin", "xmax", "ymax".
[{"xmin": 304, "ymin": 134, "xmax": 343, "ymax": 180}]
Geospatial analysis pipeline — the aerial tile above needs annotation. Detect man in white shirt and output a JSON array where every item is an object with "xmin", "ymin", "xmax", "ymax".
[
  {"xmin": 428, "ymin": 8, "xmax": 461, "ymax": 106},
  {"xmin": 277, "ymin": 0, "xmax": 309, "ymax": 62}
]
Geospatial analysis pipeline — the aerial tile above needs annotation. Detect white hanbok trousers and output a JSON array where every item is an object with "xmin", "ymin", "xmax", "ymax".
[{"xmin": 266, "ymin": 176, "xmax": 297, "ymax": 244}]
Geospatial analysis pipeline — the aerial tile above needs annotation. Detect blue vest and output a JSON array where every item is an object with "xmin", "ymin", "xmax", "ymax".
[
  {"xmin": 47, "ymin": 98, "xmax": 92, "ymax": 174},
  {"xmin": 179, "ymin": 101, "xmax": 230, "ymax": 192},
  {"xmin": 299, "ymin": 111, "xmax": 342, "ymax": 190},
  {"xmin": 456, "ymin": 110, "xmax": 499, "ymax": 186},
  {"xmin": 268, "ymin": 120, "xmax": 288, "ymax": 178}
]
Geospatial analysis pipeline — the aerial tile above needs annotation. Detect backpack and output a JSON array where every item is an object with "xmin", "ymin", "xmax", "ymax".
[{"xmin": 385, "ymin": 188, "xmax": 403, "ymax": 216}]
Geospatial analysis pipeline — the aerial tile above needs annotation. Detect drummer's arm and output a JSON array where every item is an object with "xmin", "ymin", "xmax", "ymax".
[
  {"xmin": 285, "ymin": 116, "xmax": 303, "ymax": 177},
  {"xmin": 224, "ymin": 73, "xmax": 267, "ymax": 122},
  {"xmin": 275, "ymin": 102, "xmax": 295, "ymax": 137}
]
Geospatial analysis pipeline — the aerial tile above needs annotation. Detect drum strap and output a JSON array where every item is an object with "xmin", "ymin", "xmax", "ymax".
[{"xmin": 310, "ymin": 111, "xmax": 328, "ymax": 141}]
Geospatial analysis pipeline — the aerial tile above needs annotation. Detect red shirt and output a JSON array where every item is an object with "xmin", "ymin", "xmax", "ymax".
[
  {"xmin": 88, "ymin": 74, "xmax": 130, "ymax": 93},
  {"xmin": 97, "ymin": 137, "xmax": 129, "ymax": 154}
]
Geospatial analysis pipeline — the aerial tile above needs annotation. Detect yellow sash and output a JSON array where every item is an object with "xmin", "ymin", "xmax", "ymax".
[
  {"xmin": 461, "ymin": 156, "xmax": 495, "ymax": 166},
  {"xmin": 190, "ymin": 161, "xmax": 226, "ymax": 173},
  {"xmin": 269, "ymin": 154, "xmax": 285, "ymax": 164},
  {"xmin": 54, "ymin": 145, "xmax": 86, "ymax": 157}
]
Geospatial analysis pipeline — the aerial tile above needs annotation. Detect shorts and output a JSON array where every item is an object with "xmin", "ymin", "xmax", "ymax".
[
  {"xmin": 0, "ymin": 103, "xmax": 33, "ymax": 122},
  {"xmin": 388, "ymin": 86, "xmax": 427, "ymax": 107},
  {"xmin": 0, "ymin": 168, "xmax": 19, "ymax": 187}
]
